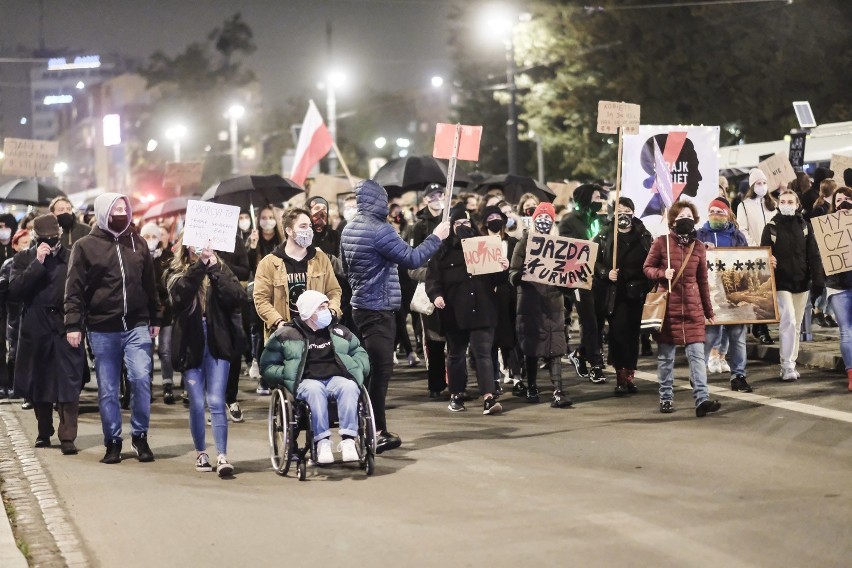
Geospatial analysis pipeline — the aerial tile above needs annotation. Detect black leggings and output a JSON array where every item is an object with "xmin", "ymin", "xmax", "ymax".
[
  {"xmin": 524, "ymin": 356, "xmax": 564, "ymax": 391},
  {"xmin": 445, "ymin": 327, "xmax": 495, "ymax": 396}
]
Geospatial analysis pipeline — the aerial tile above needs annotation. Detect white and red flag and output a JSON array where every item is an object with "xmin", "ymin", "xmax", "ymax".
[{"xmin": 290, "ymin": 100, "xmax": 333, "ymax": 186}]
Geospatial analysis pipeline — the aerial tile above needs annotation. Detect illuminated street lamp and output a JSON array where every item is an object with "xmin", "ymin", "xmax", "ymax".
[
  {"xmin": 226, "ymin": 104, "xmax": 246, "ymax": 174},
  {"xmin": 482, "ymin": 4, "xmax": 521, "ymax": 174},
  {"xmin": 54, "ymin": 161, "xmax": 68, "ymax": 187},
  {"xmin": 165, "ymin": 125, "xmax": 187, "ymax": 162},
  {"xmin": 323, "ymin": 71, "xmax": 346, "ymax": 175},
  {"xmin": 431, "ymin": 76, "xmax": 444, "ymax": 88},
  {"xmin": 374, "ymin": 137, "xmax": 387, "ymax": 149}
]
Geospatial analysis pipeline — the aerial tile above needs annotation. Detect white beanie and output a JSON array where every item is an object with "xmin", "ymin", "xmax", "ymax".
[
  {"xmin": 748, "ymin": 168, "xmax": 767, "ymax": 187},
  {"xmin": 140, "ymin": 222, "xmax": 161, "ymax": 238},
  {"xmin": 295, "ymin": 290, "xmax": 329, "ymax": 320}
]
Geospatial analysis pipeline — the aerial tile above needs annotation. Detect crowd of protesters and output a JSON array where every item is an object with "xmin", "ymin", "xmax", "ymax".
[{"xmin": 0, "ymin": 164, "xmax": 851, "ymax": 478}]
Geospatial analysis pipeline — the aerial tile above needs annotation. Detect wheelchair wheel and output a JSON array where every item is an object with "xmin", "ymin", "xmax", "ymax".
[
  {"xmin": 365, "ymin": 454, "xmax": 375, "ymax": 476},
  {"xmin": 268, "ymin": 389, "xmax": 291, "ymax": 475},
  {"xmin": 298, "ymin": 460, "xmax": 307, "ymax": 481},
  {"xmin": 357, "ymin": 385, "xmax": 377, "ymax": 472}
]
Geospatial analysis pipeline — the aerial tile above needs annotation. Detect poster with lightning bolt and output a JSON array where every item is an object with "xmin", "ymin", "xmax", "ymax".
[{"xmin": 462, "ymin": 236, "xmax": 504, "ymax": 275}]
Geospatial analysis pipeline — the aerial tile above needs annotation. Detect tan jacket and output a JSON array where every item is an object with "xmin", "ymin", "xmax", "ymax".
[{"xmin": 253, "ymin": 248, "xmax": 342, "ymax": 340}]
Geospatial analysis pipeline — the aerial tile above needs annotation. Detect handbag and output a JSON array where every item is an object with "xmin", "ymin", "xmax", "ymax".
[
  {"xmin": 640, "ymin": 242, "xmax": 694, "ymax": 332},
  {"xmin": 410, "ymin": 282, "xmax": 435, "ymax": 315}
]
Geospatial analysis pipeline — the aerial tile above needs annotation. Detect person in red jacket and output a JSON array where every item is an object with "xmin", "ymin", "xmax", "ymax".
[{"xmin": 643, "ymin": 201, "xmax": 722, "ymax": 417}]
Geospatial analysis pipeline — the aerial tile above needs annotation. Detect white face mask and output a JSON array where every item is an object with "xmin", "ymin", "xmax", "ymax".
[
  {"xmin": 754, "ymin": 183, "xmax": 768, "ymax": 198},
  {"xmin": 259, "ymin": 219, "xmax": 276, "ymax": 231},
  {"xmin": 145, "ymin": 239, "xmax": 158, "ymax": 252},
  {"xmin": 778, "ymin": 203, "xmax": 797, "ymax": 216},
  {"xmin": 292, "ymin": 229, "xmax": 313, "ymax": 248},
  {"xmin": 426, "ymin": 197, "xmax": 445, "ymax": 212},
  {"xmin": 0, "ymin": 228, "xmax": 11, "ymax": 242},
  {"xmin": 343, "ymin": 207, "xmax": 357, "ymax": 222},
  {"xmin": 238, "ymin": 219, "xmax": 251, "ymax": 232}
]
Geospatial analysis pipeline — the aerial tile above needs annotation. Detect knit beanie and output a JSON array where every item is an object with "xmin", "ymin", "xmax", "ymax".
[
  {"xmin": 748, "ymin": 168, "xmax": 767, "ymax": 186},
  {"xmin": 532, "ymin": 202, "xmax": 556, "ymax": 221}
]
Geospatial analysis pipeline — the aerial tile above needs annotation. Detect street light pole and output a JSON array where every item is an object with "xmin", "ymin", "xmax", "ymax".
[
  {"xmin": 506, "ymin": 37, "xmax": 518, "ymax": 175},
  {"xmin": 227, "ymin": 104, "xmax": 245, "ymax": 175},
  {"xmin": 165, "ymin": 125, "xmax": 186, "ymax": 163},
  {"xmin": 327, "ymin": 81, "xmax": 338, "ymax": 176}
]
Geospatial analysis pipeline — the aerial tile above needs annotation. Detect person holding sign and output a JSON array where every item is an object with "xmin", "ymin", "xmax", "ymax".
[
  {"xmin": 166, "ymin": 237, "xmax": 246, "ymax": 476},
  {"xmin": 826, "ymin": 188, "xmax": 852, "ymax": 390},
  {"xmin": 643, "ymin": 202, "xmax": 721, "ymax": 417},
  {"xmin": 426, "ymin": 205, "xmax": 507, "ymax": 414},
  {"xmin": 760, "ymin": 190, "xmax": 824, "ymax": 382},
  {"xmin": 509, "ymin": 203, "xmax": 574, "ymax": 408}
]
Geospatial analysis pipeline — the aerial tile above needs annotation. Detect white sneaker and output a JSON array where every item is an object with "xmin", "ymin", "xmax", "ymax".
[
  {"xmin": 338, "ymin": 439, "xmax": 359, "ymax": 462},
  {"xmin": 707, "ymin": 356, "xmax": 722, "ymax": 374},
  {"xmin": 228, "ymin": 402, "xmax": 244, "ymax": 423},
  {"xmin": 316, "ymin": 438, "xmax": 334, "ymax": 464},
  {"xmin": 216, "ymin": 454, "xmax": 234, "ymax": 477},
  {"xmin": 393, "ymin": 353, "xmax": 399, "ymax": 365},
  {"xmin": 780, "ymin": 368, "xmax": 799, "ymax": 382},
  {"xmin": 719, "ymin": 359, "xmax": 731, "ymax": 373},
  {"xmin": 249, "ymin": 360, "xmax": 260, "ymax": 379},
  {"xmin": 256, "ymin": 384, "xmax": 271, "ymax": 396}
]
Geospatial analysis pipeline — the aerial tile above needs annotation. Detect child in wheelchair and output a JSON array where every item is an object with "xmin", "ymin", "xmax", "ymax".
[{"xmin": 260, "ymin": 290, "xmax": 370, "ymax": 464}]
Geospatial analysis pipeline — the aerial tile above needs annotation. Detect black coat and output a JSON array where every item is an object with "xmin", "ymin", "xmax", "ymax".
[
  {"xmin": 60, "ymin": 219, "xmax": 90, "ymax": 249},
  {"xmin": 152, "ymin": 248, "xmax": 175, "ymax": 326},
  {"xmin": 409, "ymin": 207, "xmax": 445, "ymax": 340},
  {"xmin": 509, "ymin": 233, "xmax": 567, "ymax": 357},
  {"xmin": 761, "ymin": 214, "xmax": 824, "ymax": 293},
  {"xmin": 493, "ymin": 235, "xmax": 519, "ymax": 348},
  {"xmin": 593, "ymin": 218, "xmax": 653, "ymax": 305},
  {"xmin": 8, "ymin": 247, "xmax": 85, "ymax": 402},
  {"xmin": 167, "ymin": 260, "xmax": 247, "ymax": 372}
]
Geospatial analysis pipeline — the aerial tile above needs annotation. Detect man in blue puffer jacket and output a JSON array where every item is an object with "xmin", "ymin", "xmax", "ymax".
[{"xmin": 341, "ymin": 179, "xmax": 450, "ymax": 454}]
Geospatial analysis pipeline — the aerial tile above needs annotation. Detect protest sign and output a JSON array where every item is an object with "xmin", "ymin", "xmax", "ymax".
[
  {"xmin": 2, "ymin": 138, "xmax": 59, "ymax": 177},
  {"xmin": 758, "ymin": 152, "xmax": 797, "ymax": 191},
  {"xmin": 462, "ymin": 236, "xmax": 504, "ymax": 275},
  {"xmin": 433, "ymin": 123, "xmax": 482, "ymax": 162},
  {"xmin": 521, "ymin": 234, "xmax": 598, "ymax": 290},
  {"xmin": 811, "ymin": 209, "xmax": 852, "ymax": 276},
  {"xmin": 705, "ymin": 247, "xmax": 778, "ymax": 324},
  {"xmin": 788, "ymin": 132, "xmax": 806, "ymax": 172},
  {"xmin": 182, "ymin": 199, "xmax": 240, "ymax": 253},
  {"xmin": 830, "ymin": 154, "xmax": 852, "ymax": 184},
  {"xmin": 596, "ymin": 101, "xmax": 640, "ymax": 135},
  {"xmin": 163, "ymin": 161, "xmax": 204, "ymax": 188}
]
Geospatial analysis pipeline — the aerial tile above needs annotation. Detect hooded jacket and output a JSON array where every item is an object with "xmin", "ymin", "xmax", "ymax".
[
  {"xmin": 696, "ymin": 221, "xmax": 749, "ymax": 248},
  {"xmin": 64, "ymin": 193, "xmax": 162, "ymax": 333},
  {"xmin": 341, "ymin": 180, "xmax": 441, "ymax": 311}
]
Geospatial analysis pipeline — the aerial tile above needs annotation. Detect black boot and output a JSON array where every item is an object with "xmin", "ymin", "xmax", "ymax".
[
  {"xmin": 101, "ymin": 440, "xmax": 122, "ymax": 464},
  {"xmin": 163, "ymin": 384, "xmax": 175, "ymax": 405}
]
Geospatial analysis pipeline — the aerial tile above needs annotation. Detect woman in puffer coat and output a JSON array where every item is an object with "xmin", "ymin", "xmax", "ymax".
[{"xmin": 643, "ymin": 201, "xmax": 721, "ymax": 418}]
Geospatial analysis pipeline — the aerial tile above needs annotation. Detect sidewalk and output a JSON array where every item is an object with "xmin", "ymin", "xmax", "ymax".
[{"xmin": 746, "ymin": 323, "xmax": 843, "ymax": 372}]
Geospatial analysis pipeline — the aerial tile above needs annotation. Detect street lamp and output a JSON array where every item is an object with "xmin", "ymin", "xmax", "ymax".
[
  {"xmin": 226, "ymin": 104, "xmax": 245, "ymax": 174},
  {"xmin": 431, "ymin": 75, "xmax": 444, "ymax": 88},
  {"xmin": 324, "ymin": 71, "xmax": 345, "ymax": 175},
  {"xmin": 54, "ymin": 161, "xmax": 68, "ymax": 187},
  {"xmin": 374, "ymin": 137, "xmax": 387, "ymax": 149},
  {"xmin": 165, "ymin": 125, "xmax": 187, "ymax": 162},
  {"xmin": 482, "ymin": 4, "xmax": 521, "ymax": 175}
]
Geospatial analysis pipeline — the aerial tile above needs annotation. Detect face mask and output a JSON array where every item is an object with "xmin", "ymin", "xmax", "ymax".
[
  {"xmin": 427, "ymin": 198, "xmax": 445, "ymax": 212},
  {"xmin": 778, "ymin": 204, "xmax": 797, "ymax": 216},
  {"xmin": 838, "ymin": 201, "xmax": 852, "ymax": 211},
  {"xmin": 343, "ymin": 207, "xmax": 357, "ymax": 222},
  {"xmin": 534, "ymin": 216, "xmax": 553, "ymax": 234},
  {"xmin": 390, "ymin": 211, "xmax": 403, "ymax": 224},
  {"xmin": 259, "ymin": 219, "xmax": 276, "ymax": 231},
  {"xmin": 674, "ymin": 218, "xmax": 695, "ymax": 235},
  {"xmin": 754, "ymin": 184, "xmax": 768, "ymax": 198},
  {"xmin": 589, "ymin": 201, "xmax": 603, "ymax": 214},
  {"xmin": 56, "ymin": 212, "xmax": 75, "ymax": 230},
  {"xmin": 455, "ymin": 225, "xmax": 475, "ymax": 239},
  {"xmin": 505, "ymin": 217, "xmax": 516, "ymax": 230},
  {"xmin": 292, "ymin": 229, "xmax": 313, "ymax": 248},
  {"xmin": 617, "ymin": 214, "xmax": 633, "ymax": 229},
  {"xmin": 146, "ymin": 239, "xmax": 159, "ymax": 252},
  {"xmin": 108, "ymin": 214, "xmax": 128, "ymax": 233},
  {"xmin": 315, "ymin": 308, "xmax": 332, "ymax": 329},
  {"xmin": 486, "ymin": 219, "xmax": 504, "ymax": 233},
  {"xmin": 192, "ymin": 246, "xmax": 204, "ymax": 256},
  {"xmin": 523, "ymin": 207, "xmax": 536, "ymax": 217},
  {"xmin": 238, "ymin": 219, "xmax": 251, "ymax": 232},
  {"xmin": 708, "ymin": 215, "xmax": 728, "ymax": 230},
  {"xmin": 39, "ymin": 236, "xmax": 60, "ymax": 249},
  {"xmin": 0, "ymin": 228, "xmax": 11, "ymax": 241}
]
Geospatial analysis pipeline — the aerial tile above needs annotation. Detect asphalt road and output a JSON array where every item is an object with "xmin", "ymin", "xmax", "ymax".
[{"xmin": 9, "ymin": 352, "xmax": 852, "ymax": 567}]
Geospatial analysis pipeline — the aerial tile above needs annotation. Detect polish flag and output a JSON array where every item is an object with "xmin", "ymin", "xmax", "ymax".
[{"xmin": 290, "ymin": 100, "xmax": 333, "ymax": 186}]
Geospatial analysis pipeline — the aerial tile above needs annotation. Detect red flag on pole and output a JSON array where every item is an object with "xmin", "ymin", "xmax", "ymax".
[{"xmin": 290, "ymin": 100, "xmax": 333, "ymax": 186}]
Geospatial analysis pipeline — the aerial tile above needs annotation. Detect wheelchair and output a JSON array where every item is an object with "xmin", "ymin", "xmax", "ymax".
[{"xmin": 268, "ymin": 382, "xmax": 377, "ymax": 480}]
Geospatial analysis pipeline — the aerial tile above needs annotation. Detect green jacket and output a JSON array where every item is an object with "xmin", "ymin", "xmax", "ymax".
[{"xmin": 259, "ymin": 319, "xmax": 370, "ymax": 393}]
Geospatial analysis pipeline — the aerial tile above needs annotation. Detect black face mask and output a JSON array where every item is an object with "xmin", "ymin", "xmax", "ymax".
[
  {"xmin": 589, "ymin": 201, "xmax": 603, "ymax": 214},
  {"xmin": 390, "ymin": 212, "xmax": 403, "ymax": 224},
  {"xmin": 617, "ymin": 214, "xmax": 633, "ymax": 229},
  {"xmin": 455, "ymin": 226, "xmax": 475, "ymax": 240},
  {"xmin": 56, "ymin": 212, "xmax": 74, "ymax": 230},
  {"xmin": 486, "ymin": 219, "xmax": 504, "ymax": 233},
  {"xmin": 39, "ymin": 236, "xmax": 60, "ymax": 249},
  {"xmin": 838, "ymin": 201, "xmax": 852, "ymax": 211},
  {"xmin": 674, "ymin": 218, "xmax": 695, "ymax": 235},
  {"xmin": 523, "ymin": 207, "xmax": 536, "ymax": 217},
  {"xmin": 108, "ymin": 214, "xmax": 128, "ymax": 233}
]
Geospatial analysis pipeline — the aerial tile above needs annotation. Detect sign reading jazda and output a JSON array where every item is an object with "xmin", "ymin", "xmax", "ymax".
[{"xmin": 521, "ymin": 234, "xmax": 598, "ymax": 290}]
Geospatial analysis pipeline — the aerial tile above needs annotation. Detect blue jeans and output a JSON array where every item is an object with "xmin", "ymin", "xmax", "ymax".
[
  {"xmin": 830, "ymin": 290, "xmax": 852, "ymax": 371},
  {"xmin": 89, "ymin": 326, "xmax": 153, "ymax": 445},
  {"xmin": 184, "ymin": 322, "xmax": 230, "ymax": 455},
  {"xmin": 157, "ymin": 325, "xmax": 174, "ymax": 385},
  {"xmin": 705, "ymin": 325, "xmax": 746, "ymax": 377},
  {"xmin": 296, "ymin": 376, "xmax": 359, "ymax": 441},
  {"xmin": 657, "ymin": 342, "xmax": 709, "ymax": 406}
]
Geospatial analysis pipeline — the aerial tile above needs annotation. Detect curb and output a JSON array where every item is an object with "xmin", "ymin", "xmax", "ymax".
[{"xmin": 747, "ymin": 344, "xmax": 844, "ymax": 372}]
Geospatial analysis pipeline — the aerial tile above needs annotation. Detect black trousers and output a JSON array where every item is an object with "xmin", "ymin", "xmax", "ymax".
[
  {"xmin": 445, "ymin": 327, "xmax": 495, "ymax": 396},
  {"xmin": 424, "ymin": 339, "xmax": 447, "ymax": 394},
  {"xmin": 606, "ymin": 297, "xmax": 643, "ymax": 370},
  {"xmin": 575, "ymin": 288, "xmax": 603, "ymax": 366},
  {"xmin": 352, "ymin": 309, "xmax": 396, "ymax": 433},
  {"xmin": 33, "ymin": 401, "xmax": 79, "ymax": 441},
  {"xmin": 524, "ymin": 356, "xmax": 564, "ymax": 390}
]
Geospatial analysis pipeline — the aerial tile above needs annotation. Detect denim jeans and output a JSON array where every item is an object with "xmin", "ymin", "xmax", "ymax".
[
  {"xmin": 184, "ymin": 322, "xmax": 230, "ymax": 455},
  {"xmin": 705, "ymin": 324, "xmax": 746, "ymax": 377},
  {"xmin": 829, "ymin": 290, "xmax": 852, "ymax": 371},
  {"xmin": 296, "ymin": 376, "xmax": 360, "ymax": 441},
  {"xmin": 157, "ymin": 325, "xmax": 174, "ymax": 385},
  {"xmin": 89, "ymin": 325, "xmax": 153, "ymax": 445},
  {"xmin": 657, "ymin": 342, "xmax": 709, "ymax": 406}
]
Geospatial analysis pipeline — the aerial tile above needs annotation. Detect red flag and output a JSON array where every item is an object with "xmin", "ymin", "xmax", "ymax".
[{"xmin": 290, "ymin": 100, "xmax": 333, "ymax": 186}]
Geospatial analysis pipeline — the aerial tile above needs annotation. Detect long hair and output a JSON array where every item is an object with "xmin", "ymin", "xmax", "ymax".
[{"xmin": 166, "ymin": 232, "xmax": 221, "ymax": 308}]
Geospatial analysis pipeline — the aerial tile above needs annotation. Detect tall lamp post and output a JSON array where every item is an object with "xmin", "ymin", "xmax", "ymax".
[
  {"xmin": 324, "ymin": 71, "xmax": 345, "ymax": 176},
  {"xmin": 165, "ymin": 125, "xmax": 186, "ymax": 162},
  {"xmin": 226, "ymin": 104, "xmax": 245, "ymax": 174}
]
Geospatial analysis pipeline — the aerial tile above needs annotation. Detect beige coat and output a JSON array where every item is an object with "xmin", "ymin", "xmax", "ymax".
[{"xmin": 253, "ymin": 248, "xmax": 342, "ymax": 340}]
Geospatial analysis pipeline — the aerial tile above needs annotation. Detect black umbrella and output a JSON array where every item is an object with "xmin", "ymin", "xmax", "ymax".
[
  {"xmin": 0, "ymin": 178, "xmax": 66, "ymax": 207},
  {"xmin": 201, "ymin": 175, "xmax": 304, "ymax": 210},
  {"xmin": 142, "ymin": 195, "xmax": 194, "ymax": 221},
  {"xmin": 474, "ymin": 174, "xmax": 556, "ymax": 204},
  {"xmin": 372, "ymin": 155, "xmax": 472, "ymax": 198}
]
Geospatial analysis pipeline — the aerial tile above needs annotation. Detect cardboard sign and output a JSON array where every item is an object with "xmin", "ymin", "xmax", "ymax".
[
  {"xmin": 2, "ymin": 138, "xmax": 59, "ymax": 177},
  {"xmin": 830, "ymin": 154, "xmax": 852, "ymax": 184},
  {"xmin": 163, "ymin": 161, "xmax": 204, "ymax": 188},
  {"xmin": 462, "ymin": 236, "xmax": 504, "ymax": 275},
  {"xmin": 811, "ymin": 210, "xmax": 852, "ymax": 276},
  {"xmin": 596, "ymin": 101, "xmax": 640, "ymax": 135},
  {"xmin": 758, "ymin": 152, "xmax": 797, "ymax": 191},
  {"xmin": 182, "ymin": 199, "xmax": 240, "ymax": 253},
  {"xmin": 705, "ymin": 247, "xmax": 778, "ymax": 324},
  {"xmin": 432, "ymin": 123, "xmax": 482, "ymax": 161},
  {"xmin": 521, "ymin": 234, "xmax": 599, "ymax": 290}
]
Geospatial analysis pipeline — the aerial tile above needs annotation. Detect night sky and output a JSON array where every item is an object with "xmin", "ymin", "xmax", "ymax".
[{"xmin": 0, "ymin": 0, "xmax": 455, "ymax": 109}]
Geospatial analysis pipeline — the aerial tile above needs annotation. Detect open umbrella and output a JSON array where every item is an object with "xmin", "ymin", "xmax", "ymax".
[
  {"xmin": 474, "ymin": 174, "xmax": 556, "ymax": 205},
  {"xmin": 0, "ymin": 178, "xmax": 65, "ymax": 207},
  {"xmin": 142, "ymin": 195, "xmax": 194, "ymax": 221},
  {"xmin": 372, "ymin": 155, "xmax": 472, "ymax": 198},
  {"xmin": 201, "ymin": 174, "xmax": 304, "ymax": 210}
]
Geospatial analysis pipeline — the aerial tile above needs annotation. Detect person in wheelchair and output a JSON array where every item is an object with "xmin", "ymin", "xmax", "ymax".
[{"xmin": 261, "ymin": 290, "xmax": 370, "ymax": 465}]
